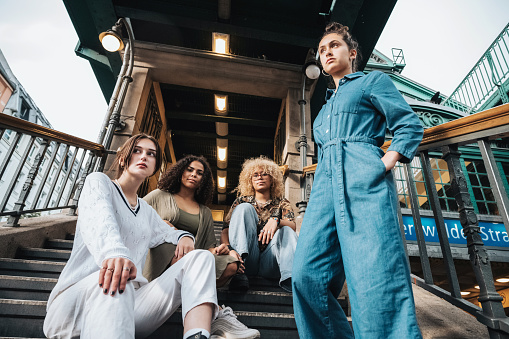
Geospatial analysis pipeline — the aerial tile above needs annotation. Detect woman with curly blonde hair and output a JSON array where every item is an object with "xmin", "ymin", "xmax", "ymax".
[{"xmin": 221, "ymin": 156, "xmax": 298, "ymax": 293}]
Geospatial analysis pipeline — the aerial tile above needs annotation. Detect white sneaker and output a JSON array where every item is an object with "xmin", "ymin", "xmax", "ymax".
[{"xmin": 211, "ymin": 305, "xmax": 260, "ymax": 339}]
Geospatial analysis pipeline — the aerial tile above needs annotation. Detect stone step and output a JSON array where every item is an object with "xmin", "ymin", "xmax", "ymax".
[
  {"xmin": 0, "ymin": 299, "xmax": 297, "ymax": 339},
  {"xmin": 0, "ymin": 259, "xmax": 64, "ymax": 279},
  {"xmin": 0, "ymin": 275, "xmax": 56, "ymax": 301},
  {"xmin": 44, "ymin": 239, "xmax": 74, "ymax": 250},
  {"xmin": 0, "ymin": 299, "xmax": 46, "ymax": 338},
  {"xmin": 17, "ymin": 248, "xmax": 71, "ymax": 262}
]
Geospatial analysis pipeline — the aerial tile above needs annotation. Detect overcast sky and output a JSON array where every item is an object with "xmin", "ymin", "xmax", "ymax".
[{"xmin": 0, "ymin": 0, "xmax": 507, "ymax": 142}]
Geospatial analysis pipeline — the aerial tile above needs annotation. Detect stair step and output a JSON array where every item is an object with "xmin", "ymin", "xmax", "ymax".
[
  {"xmin": 0, "ymin": 299, "xmax": 45, "ymax": 338},
  {"xmin": 17, "ymin": 248, "xmax": 71, "ymax": 262},
  {"xmin": 0, "ymin": 298, "xmax": 297, "ymax": 339},
  {"xmin": 0, "ymin": 275, "xmax": 56, "ymax": 301},
  {"xmin": 45, "ymin": 239, "xmax": 74, "ymax": 250},
  {"xmin": 0, "ymin": 259, "xmax": 64, "ymax": 278}
]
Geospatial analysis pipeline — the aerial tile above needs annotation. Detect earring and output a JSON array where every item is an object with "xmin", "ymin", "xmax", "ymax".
[{"xmin": 322, "ymin": 69, "xmax": 330, "ymax": 77}]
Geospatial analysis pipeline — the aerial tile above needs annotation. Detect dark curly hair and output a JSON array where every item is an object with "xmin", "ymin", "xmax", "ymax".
[
  {"xmin": 157, "ymin": 155, "xmax": 214, "ymax": 205},
  {"xmin": 320, "ymin": 22, "xmax": 362, "ymax": 73}
]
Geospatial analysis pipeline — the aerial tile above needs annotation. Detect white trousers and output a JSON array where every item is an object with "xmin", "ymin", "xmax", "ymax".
[{"xmin": 44, "ymin": 250, "xmax": 218, "ymax": 339}]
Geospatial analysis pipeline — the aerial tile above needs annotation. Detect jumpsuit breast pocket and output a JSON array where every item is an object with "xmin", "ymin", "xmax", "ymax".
[{"xmin": 335, "ymin": 89, "xmax": 364, "ymax": 114}]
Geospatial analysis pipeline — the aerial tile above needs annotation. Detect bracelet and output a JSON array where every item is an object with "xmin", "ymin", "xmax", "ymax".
[
  {"xmin": 271, "ymin": 216, "xmax": 280, "ymax": 227},
  {"xmin": 227, "ymin": 245, "xmax": 235, "ymax": 252}
]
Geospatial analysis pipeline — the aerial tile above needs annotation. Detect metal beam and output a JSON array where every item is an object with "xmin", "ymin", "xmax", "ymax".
[
  {"xmin": 172, "ymin": 130, "xmax": 273, "ymax": 145},
  {"xmin": 74, "ymin": 42, "xmax": 111, "ymax": 69},
  {"xmin": 167, "ymin": 112, "xmax": 275, "ymax": 128},
  {"xmin": 115, "ymin": 5, "xmax": 318, "ymax": 48}
]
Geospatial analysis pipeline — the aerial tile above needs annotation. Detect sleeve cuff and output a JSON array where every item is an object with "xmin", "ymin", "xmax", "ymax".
[
  {"xmin": 387, "ymin": 144, "xmax": 415, "ymax": 163},
  {"xmin": 178, "ymin": 232, "xmax": 195, "ymax": 243}
]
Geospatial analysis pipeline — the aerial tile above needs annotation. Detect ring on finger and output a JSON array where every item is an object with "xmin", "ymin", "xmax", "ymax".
[
  {"xmin": 123, "ymin": 267, "xmax": 130, "ymax": 271},
  {"xmin": 101, "ymin": 266, "xmax": 107, "ymax": 270},
  {"xmin": 107, "ymin": 268, "xmax": 114, "ymax": 272}
]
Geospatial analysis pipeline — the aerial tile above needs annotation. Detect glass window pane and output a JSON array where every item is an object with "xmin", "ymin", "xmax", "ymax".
[
  {"xmin": 469, "ymin": 174, "xmax": 479, "ymax": 186},
  {"xmin": 477, "ymin": 203, "xmax": 488, "ymax": 215},
  {"xmin": 473, "ymin": 187, "xmax": 484, "ymax": 200},
  {"xmin": 487, "ymin": 203, "xmax": 499, "ymax": 215}
]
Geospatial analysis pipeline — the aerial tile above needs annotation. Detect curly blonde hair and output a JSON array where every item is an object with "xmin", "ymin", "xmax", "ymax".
[{"xmin": 235, "ymin": 156, "xmax": 284, "ymax": 198}]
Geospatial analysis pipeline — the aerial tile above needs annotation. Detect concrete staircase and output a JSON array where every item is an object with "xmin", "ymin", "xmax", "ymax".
[{"xmin": 0, "ymin": 222, "xmax": 349, "ymax": 338}]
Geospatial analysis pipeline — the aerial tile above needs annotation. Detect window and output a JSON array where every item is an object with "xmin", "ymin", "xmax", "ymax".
[
  {"xmin": 394, "ymin": 157, "xmax": 458, "ymax": 212},
  {"xmin": 464, "ymin": 160, "xmax": 497, "ymax": 215}
]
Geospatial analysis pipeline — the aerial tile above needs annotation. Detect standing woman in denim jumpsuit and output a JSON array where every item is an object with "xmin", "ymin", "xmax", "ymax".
[{"xmin": 292, "ymin": 22, "xmax": 423, "ymax": 338}]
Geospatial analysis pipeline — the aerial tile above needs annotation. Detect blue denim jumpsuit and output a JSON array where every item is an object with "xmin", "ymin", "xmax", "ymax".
[{"xmin": 292, "ymin": 71, "xmax": 423, "ymax": 338}]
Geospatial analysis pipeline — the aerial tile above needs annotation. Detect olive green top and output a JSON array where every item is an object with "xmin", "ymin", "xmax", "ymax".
[
  {"xmin": 175, "ymin": 208, "xmax": 200, "ymax": 235},
  {"xmin": 142, "ymin": 189, "xmax": 238, "ymax": 281}
]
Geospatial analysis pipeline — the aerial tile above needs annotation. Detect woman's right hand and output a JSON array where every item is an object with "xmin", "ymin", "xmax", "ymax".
[
  {"xmin": 99, "ymin": 257, "xmax": 137, "ymax": 296},
  {"xmin": 229, "ymin": 249, "xmax": 245, "ymax": 274}
]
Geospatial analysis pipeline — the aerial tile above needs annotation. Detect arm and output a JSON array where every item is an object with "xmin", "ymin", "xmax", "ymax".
[
  {"xmin": 370, "ymin": 72, "xmax": 424, "ymax": 164},
  {"xmin": 77, "ymin": 173, "xmax": 135, "ymax": 295}
]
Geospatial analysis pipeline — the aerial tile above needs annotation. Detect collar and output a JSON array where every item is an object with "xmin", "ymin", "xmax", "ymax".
[{"xmin": 325, "ymin": 71, "xmax": 365, "ymax": 100}]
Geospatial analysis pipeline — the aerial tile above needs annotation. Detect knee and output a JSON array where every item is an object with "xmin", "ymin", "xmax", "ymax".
[
  {"xmin": 231, "ymin": 203, "xmax": 256, "ymax": 217},
  {"xmin": 223, "ymin": 262, "xmax": 238, "ymax": 279},
  {"xmin": 188, "ymin": 249, "xmax": 214, "ymax": 262}
]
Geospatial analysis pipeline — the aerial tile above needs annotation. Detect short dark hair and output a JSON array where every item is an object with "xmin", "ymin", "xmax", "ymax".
[
  {"xmin": 157, "ymin": 155, "xmax": 214, "ymax": 205},
  {"xmin": 320, "ymin": 22, "xmax": 362, "ymax": 72},
  {"xmin": 113, "ymin": 133, "xmax": 162, "ymax": 179}
]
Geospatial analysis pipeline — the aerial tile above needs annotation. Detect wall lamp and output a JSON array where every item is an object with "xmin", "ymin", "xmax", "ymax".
[
  {"xmin": 99, "ymin": 24, "xmax": 125, "ymax": 52},
  {"xmin": 94, "ymin": 17, "xmax": 135, "ymax": 172},
  {"xmin": 215, "ymin": 94, "xmax": 228, "ymax": 114},
  {"xmin": 212, "ymin": 32, "xmax": 230, "ymax": 54},
  {"xmin": 217, "ymin": 169, "xmax": 227, "ymax": 194}
]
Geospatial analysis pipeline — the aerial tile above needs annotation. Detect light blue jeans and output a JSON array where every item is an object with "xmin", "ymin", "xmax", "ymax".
[{"xmin": 228, "ymin": 203, "xmax": 298, "ymax": 291}]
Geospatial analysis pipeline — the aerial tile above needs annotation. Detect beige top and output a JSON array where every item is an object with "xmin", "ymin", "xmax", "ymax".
[{"xmin": 142, "ymin": 189, "xmax": 237, "ymax": 281}]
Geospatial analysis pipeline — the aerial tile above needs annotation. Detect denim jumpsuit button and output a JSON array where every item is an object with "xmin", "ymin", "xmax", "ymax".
[{"xmin": 292, "ymin": 71, "xmax": 424, "ymax": 339}]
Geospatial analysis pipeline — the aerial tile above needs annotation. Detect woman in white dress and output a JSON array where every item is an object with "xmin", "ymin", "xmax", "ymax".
[{"xmin": 43, "ymin": 133, "xmax": 218, "ymax": 339}]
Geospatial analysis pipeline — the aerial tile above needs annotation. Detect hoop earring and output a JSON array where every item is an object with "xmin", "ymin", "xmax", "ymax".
[{"xmin": 322, "ymin": 69, "xmax": 330, "ymax": 77}]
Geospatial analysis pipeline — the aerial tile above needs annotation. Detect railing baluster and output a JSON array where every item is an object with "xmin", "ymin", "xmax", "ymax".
[
  {"xmin": 442, "ymin": 144, "xmax": 509, "ymax": 339},
  {"xmin": 0, "ymin": 131, "xmax": 22, "ymax": 181},
  {"xmin": 31, "ymin": 141, "xmax": 60, "ymax": 209},
  {"xmin": 68, "ymin": 150, "xmax": 97, "ymax": 216},
  {"xmin": 0, "ymin": 135, "xmax": 36, "ymax": 213},
  {"xmin": 63, "ymin": 149, "xmax": 87, "ymax": 208},
  {"xmin": 6, "ymin": 139, "xmax": 49, "ymax": 227},
  {"xmin": 477, "ymin": 139, "xmax": 509, "ymax": 234},
  {"xmin": 54, "ymin": 147, "xmax": 78, "ymax": 206},
  {"xmin": 43, "ymin": 144, "xmax": 70, "ymax": 209},
  {"xmin": 392, "ymin": 168, "xmax": 410, "ymax": 264},
  {"xmin": 419, "ymin": 151, "xmax": 462, "ymax": 298},
  {"xmin": 404, "ymin": 162, "xmax": 433, "ymax": 284}
]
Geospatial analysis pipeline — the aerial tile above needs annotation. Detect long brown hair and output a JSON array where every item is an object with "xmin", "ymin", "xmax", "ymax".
[{"xmin": 112, "ymin": 133, "xmax": 162, "ymax": 178}]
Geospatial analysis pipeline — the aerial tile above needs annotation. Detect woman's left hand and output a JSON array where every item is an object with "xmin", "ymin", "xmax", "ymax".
[
  {"xmin": 259, "ymin": 218, "xmax": 278, "ymax": 245},
  {"xmin": 174, "ymin": 236, "xmax": 194, "ymax": 261},
  {"xmin": 381, "ymin": 151, "xmax": 403, "ymax": 172}
]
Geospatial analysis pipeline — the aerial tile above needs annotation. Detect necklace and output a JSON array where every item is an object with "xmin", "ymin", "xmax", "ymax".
[{"xmin": 114, "ymin": 179, "xmax": 137, "ymax": 209}]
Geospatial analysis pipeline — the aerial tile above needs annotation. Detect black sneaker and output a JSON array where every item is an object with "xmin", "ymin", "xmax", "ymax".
[{"xmin": 229, "ymin": 273, "xmax": 249, "ymax": 292}]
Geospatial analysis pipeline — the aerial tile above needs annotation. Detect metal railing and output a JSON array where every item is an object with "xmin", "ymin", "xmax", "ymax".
[
  {"xmin": 302, "ymin": 103, "xmax": 509, "ymax": 338},
  {"xmin": 0, "ymin": 113, "xmax": 105, "ymax": 227},
  {"xmin": 442, "ymin": 23, "xmax": 509, "ymax": 114}
]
